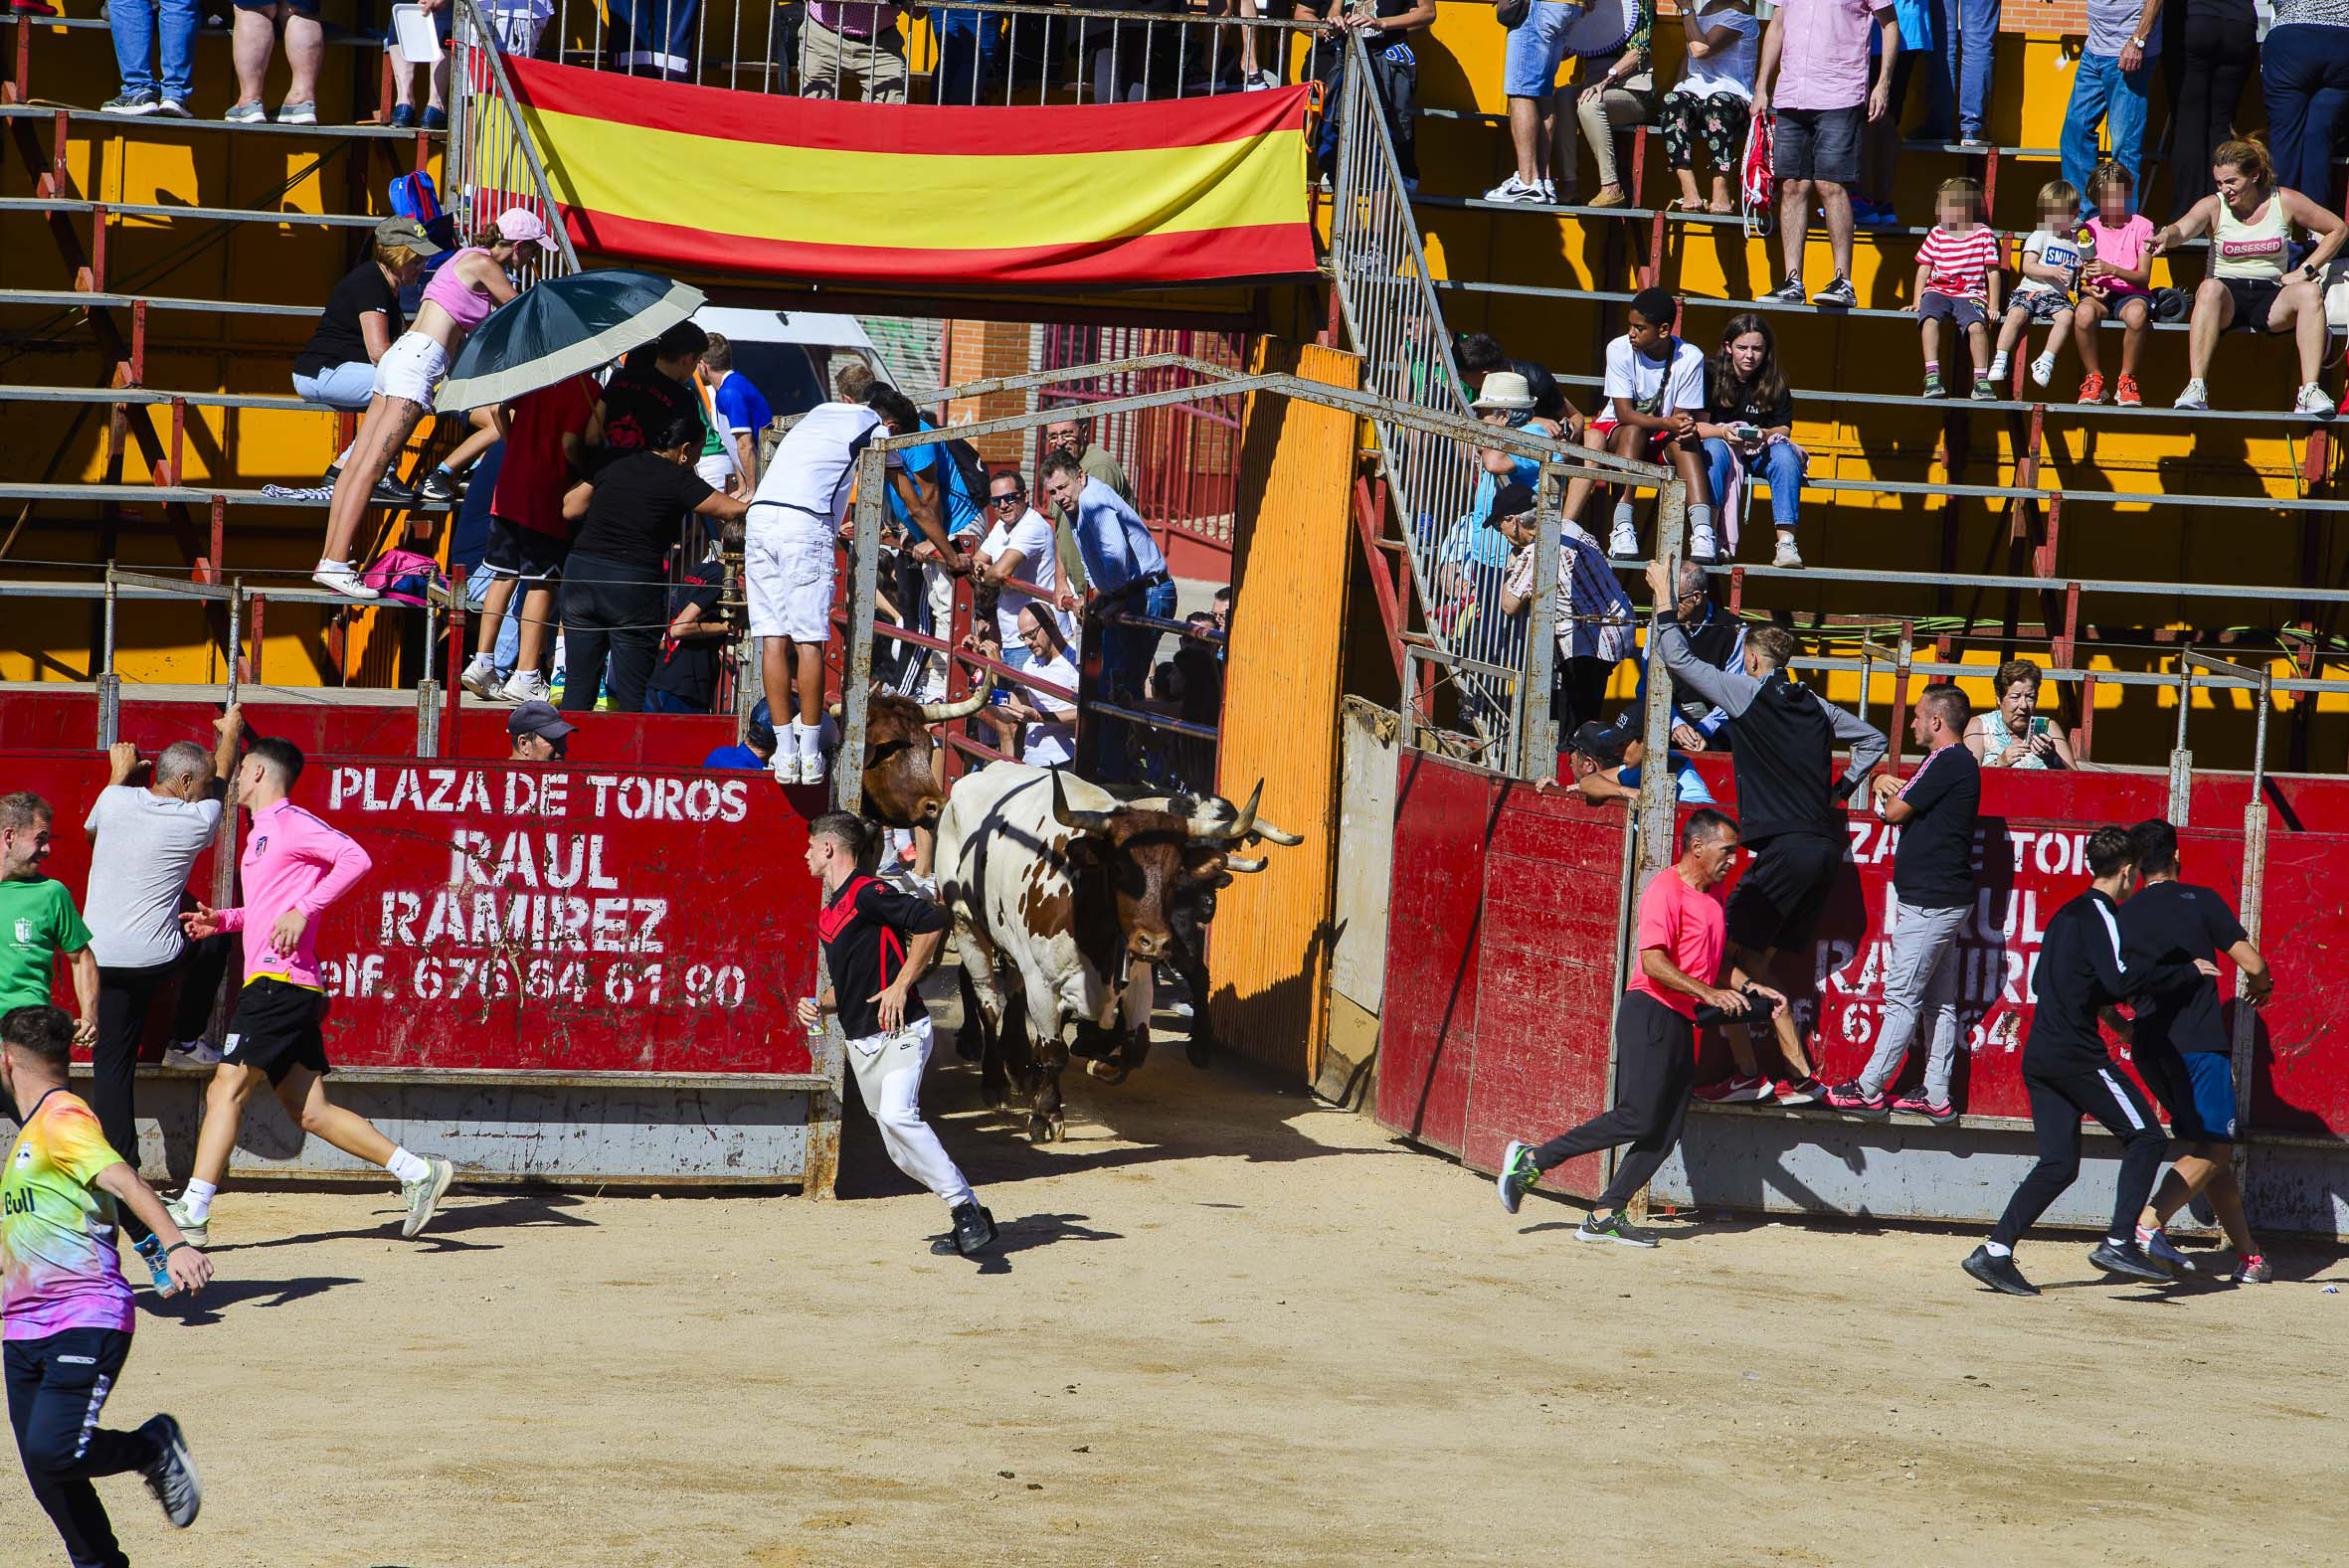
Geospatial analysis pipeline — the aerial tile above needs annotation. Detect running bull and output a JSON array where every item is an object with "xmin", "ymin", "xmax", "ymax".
[
  {"xmin": 934, "ymin": 763, "xmax": 1294, "ymax": 1142},
  {"xmin": 832, "ymin": 671, "xmax": 994, "ymax": 829}
]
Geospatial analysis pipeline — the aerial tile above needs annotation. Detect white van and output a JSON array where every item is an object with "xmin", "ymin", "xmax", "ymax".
[{"xmin": 689, "ymin": 307, "xmax": 887, "ymax": 421}]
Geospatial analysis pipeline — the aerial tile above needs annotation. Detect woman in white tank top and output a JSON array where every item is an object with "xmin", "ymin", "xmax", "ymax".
[{"xmin": 2152, "ymin": 135, "xmax": 2347, "ymax": 416}]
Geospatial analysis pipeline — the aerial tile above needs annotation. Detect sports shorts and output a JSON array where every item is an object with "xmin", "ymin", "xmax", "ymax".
[
  {"xmin": 371, "ymin": 330, "xmax": 451, "ymax": 407},
  {"xmin": 2221, "ymin": 275, "xmax": 2285, "ymax": 335},
  {"xmin": 1918, "ymin": 290, "xmax": 1990, "ymax": 329},
  {"xmin": 746, "ymin": 514, "xmax": 836, "ymax": 643},
  {"xmin": 222, "ymin": 976, "xmax": 332, "ymax": 1087},
  {"xmin": 2136, "ymin": 1046, "xmax": 2238, "ymax": 1143},
  {"xmin": 1723, "ymin": 828, "xmax": 1843, "ymax": 954},
  {"xmin": 482, "ymin": 515, "xmax": 569, "ymax": 585}
]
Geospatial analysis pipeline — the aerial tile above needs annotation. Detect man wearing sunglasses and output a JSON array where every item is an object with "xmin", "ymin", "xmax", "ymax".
[{"xmin": 974, "ymin": 469, "xmax": 1063, "ymax": 670}]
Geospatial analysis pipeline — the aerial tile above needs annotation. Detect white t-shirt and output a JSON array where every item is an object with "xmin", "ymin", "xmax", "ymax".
[
  {"xmin": 1020, "ymin": 651, "xmax": 1080, "ymax": 767},
  {"xmin": 2014, "ymin": 228, "xmax": 2084, "ymax": 300},
  {"xmin": 749, "ymin": 401, "xmax": 898, "ymax": 535},
  {"xmin": 1602, "ymin": 334, "xmax": 1708, "ymax": 420},
  {"xmin": 1681, "ymin": 3, "xmax": 1761, "ymax": 99},
  {"xmin": 81, "ymin": 784, "xmax": 222, "ymax": 968},
  {"xmin": 978, "ymin": 505, "xmax": 1061, "ymax": 646}
]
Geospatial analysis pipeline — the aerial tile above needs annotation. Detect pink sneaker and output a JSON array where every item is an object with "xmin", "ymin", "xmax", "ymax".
[
  {"xmin": 1889, "ymin": 1089, "xmax": 1957, "ymax": 1125},
  {"xmin": 1694, "ymin": 1075, "xmax": 1773, "ymax": 1105},
  {"xmin": 1774, "ymin": 1077, "xmax": 1826, "ymax": 1106},
  {"xmin": 1820, "ymin": 1080, "xmax": 1889, "ymax": 1118}
]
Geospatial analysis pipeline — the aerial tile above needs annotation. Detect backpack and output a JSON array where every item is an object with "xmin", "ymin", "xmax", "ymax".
[
  {"xmin": 932, "ymin": 432, "xmax": 990, "ymax": 529},
  {"xmin": 360, "ymin": 548, "xmax": 447, "ymax": 608}
]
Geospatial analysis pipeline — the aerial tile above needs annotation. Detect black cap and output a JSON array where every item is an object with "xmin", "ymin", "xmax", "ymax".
[
  {"xmin": 1484, "ymin": 480, "xmax": 1536, "ymax": 525},
  {"xmin": 1569, "ymin": 717, "xmax": 1637, "ymax": 766}
]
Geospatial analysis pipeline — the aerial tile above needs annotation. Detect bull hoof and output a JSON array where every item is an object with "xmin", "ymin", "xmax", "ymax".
[
  {"xmin": 954, "ymin": 1033, "xmax": 981, "ymax": 1063},
  {"xmin": 1085, "ymin": 1059, "xmax": 1128, "ymax": 1085},
  {"xmin": 1027, "ymin": 1113, "xmax": 1060, "ymax": 1143}
]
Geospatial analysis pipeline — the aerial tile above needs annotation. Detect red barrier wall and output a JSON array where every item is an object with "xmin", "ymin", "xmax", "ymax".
[
  {"xmin": 1384, "ymin": 749, "xmax": 2349, "ymax": 1185},
  {"xmin": 5, "ymin": 750, "xmax": 818, "ymax": 1077},
  {"xmin": 0, "ymin": 692, "xmax": 737, "ymax": 770}
]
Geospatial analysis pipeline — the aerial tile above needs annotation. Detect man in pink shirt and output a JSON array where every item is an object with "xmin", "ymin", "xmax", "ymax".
[
  {"xmin": 1493, "ymin": 810, "xmax": 1785, "ymax": 1245},
  {"xmin": 170, "ymin": 738, "xmax": 454, "ymax": 1246},
  {"xmin": 1754, "ymin": 0, "xmax": 1900, "ymax": 309}
]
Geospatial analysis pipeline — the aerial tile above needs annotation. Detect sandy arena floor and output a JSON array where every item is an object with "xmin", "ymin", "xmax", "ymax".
[{"xmin": 12, "ymin": 1016, "xmax": 2348, "ymax": 1567}]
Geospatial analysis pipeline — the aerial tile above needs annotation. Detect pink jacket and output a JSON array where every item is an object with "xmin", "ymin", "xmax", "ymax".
[{"xmin": 214, "ymin": 799, "xmax": 371, "ymax": 989}]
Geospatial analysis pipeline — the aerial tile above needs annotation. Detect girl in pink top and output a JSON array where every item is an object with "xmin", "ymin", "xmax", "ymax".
[
  {"xmin": 313, "ymin": 208, "xmax": 553, "ymax": 603},
  {"xmin": 2074, "ymin": 160, "xmax": 2156, "ymax": 406}
]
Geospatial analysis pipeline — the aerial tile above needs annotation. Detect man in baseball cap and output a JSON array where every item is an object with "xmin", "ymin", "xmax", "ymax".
[
  {"xmin": 494, "ymin": 208, "xmax": 559, "ymax": 253},
  {"xmin": 508, "ymin": 699, "xmax": 577, "ymax": 763},
  {"xmin": 372, "ymin": 215, "xmax": 444, "ymax": 256}
]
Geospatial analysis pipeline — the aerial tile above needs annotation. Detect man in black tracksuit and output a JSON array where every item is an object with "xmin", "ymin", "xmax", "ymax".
[
  {"xmin": 1962, "ymin": 825, "xmax": 2214, "ymax": 1297},
  {"xmin": 1643, "ymin": 562, "xmax": 1886, "ymax": 1105}
]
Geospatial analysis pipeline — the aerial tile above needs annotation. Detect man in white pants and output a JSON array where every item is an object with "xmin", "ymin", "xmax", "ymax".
[
  {"xmin": 746, "ymin": 384, "xmax": 961, "ymax": 785},
  {"xmin": 1822, "ymin": 685, "xmax": 1981, "ymax": 1123},
  {"xmin": 798, "ymin": 812, "xmax": 996, "ymax": 1257}
]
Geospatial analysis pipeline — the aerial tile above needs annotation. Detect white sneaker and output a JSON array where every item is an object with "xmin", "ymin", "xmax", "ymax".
[
  {"xmin": 1483, "ymin": 175, "xmax": 1546, "ymax": 204},
  {"xmin": 164, "ymin": 1198, "xmax": 208, "ymax": 1249},
  {"xmin": 770, "ymin": 752, "xmax": 798, "ymax": 789},
  {"xmin": 498, "ymin": 670, "xmax": 548, "ymax": 704},
  {"xmin": 2030, "ymin": 354, "xmax": 2056, "ymax": 390},
  {"xmin": 1607, "ymin": 521, "xmax": 1640, "ymax": 559},
  {"xmin": 311, "ymin": 559, "xmax": 379, "ymax": 600},
  {"xmin": 1689, "ymin": 525, "xmax": 1718, "ymax": 562},
  {"xmin": 2294, "ymin": 383, "xmax": 2334, "ymax": 418},
  {"xmin": 1772, "ymin": 536, "xmax": 1805, "ymax": 570},
  {"xmin": 2173, "ymin": 378, "xmax": 2210, "ymax": 411},
  {"xmin": 161, "ymin": 1041, "xmax": 222, "ymax": 1070},
  {"xmin": 459, "ymin": 654, "xmax": 502, "ymax": 701},
  {"xmin": 399, "ymin": 1156, "xmax": 455, "ymax": 1239},
  {"xmin": 800, "ymin": 750, "xmax": 828, "ymax": 786}
]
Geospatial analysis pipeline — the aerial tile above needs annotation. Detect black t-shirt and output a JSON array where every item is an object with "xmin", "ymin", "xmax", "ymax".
[
  {"xmin": 2118, "ymin": 880, "xmax": 2248, "ymax": 1056},
  {"xmin": 568, "ymin": 452, "xmax": 712, "ymax": 573},
  {"xmin": 1706, "ymin": 374, "xmax": 1794, "ymax": 431},
  {"xmin": 1890, "ymin": 743, "xmax": 1981, "ymax": 909},
  {"xmin": 644, "ymin": 568, "xmax": 725, "ymax": 710},
  {"xmin": 1509, "ymin": 356, "xmax": 1566, "ymax": 420},
  {"xmin": 294, "ymin": 261, "xmax": 403, "ymax": 378},
  {"xmin": 817, "ymin": 875, "xmax": 950, "ymax": 1040},
  {"xmin": 597, "ymin": 370, "xmax": 699, "ymax": 457}
]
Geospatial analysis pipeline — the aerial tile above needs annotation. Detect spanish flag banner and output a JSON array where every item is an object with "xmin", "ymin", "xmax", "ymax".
[{"xmin": 492, "ymin": 58, "xmax": 1319, "ymax": 286}]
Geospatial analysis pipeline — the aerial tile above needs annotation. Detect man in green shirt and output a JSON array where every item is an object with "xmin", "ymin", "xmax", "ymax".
[
  {"xmin": 0, "ymin": 792, "xmax": 97, "ymax": 1047},
  {"xmin": 1043, "ymin": 414, "xmax": 1135, "ymax": 597}
]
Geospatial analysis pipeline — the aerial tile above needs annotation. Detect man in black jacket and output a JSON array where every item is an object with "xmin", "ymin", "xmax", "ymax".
[
  {"xmin": 1644, "ymin": 561, "xmax": 1886, "ymax": 1106},
  {"xmin": 1962, "ymin": 825, "xmax": 2215, "ymax": 1298}
]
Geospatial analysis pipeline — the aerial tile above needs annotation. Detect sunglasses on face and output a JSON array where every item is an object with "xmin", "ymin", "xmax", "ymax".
[{"xmin": 991, "ymin": 492, "xmax": 1024, "ymax": 507}]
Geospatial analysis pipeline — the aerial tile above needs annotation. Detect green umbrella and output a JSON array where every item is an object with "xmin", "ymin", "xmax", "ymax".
[{"xmin": 434, "ymin": 267, "xmax": 706, "ymax": 413}]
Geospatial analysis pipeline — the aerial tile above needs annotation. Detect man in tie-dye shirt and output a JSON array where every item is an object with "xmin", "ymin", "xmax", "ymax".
[{"xmin": 3, "ymin": 1003, "xmax": 208, "ymax": 1565}]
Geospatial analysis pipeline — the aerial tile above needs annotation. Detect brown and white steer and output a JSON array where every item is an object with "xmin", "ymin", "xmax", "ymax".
[{"xmin": 934, "ymin": 763, "xmax": 1264, "ymax": 1141}]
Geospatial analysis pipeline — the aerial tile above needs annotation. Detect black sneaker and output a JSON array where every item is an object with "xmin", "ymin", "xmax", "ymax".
[
  {"xmin": 138, "ymin": 1414, "xmax": 201, "ymax": 1527},
  {"xmin": 417, "ymin": 467, "xmax": 458, "ymax": 504},
  {"xmin": 930, "ymin": 1201, "xmax": 997, "ymax": 1257},
  {"xmin": 1763, "ymin": 273, "xmax": 1806, "ymax": 304},
  {"xmin": 2088, "ymin": 1240, "xmax": 2174, "ymax": 1284},
  {"xmin": 1496, "ymin": 1139, "xmax": 1538, "ymax": 1215},
  {"xmin": 1962, "ymin": 1245, "xmax": 2039, "ymax": 1297},
  {"xmin": 1576, "ymin": 1211, "xmax": 1659, "ymax": 1248},
  {"xmin": 1813, "ymin": 274, "xmax": 1858, "ymax": 308},
  {"xmin": 372, "ymin": 475, "xmax": 419, "ymax": 507}
]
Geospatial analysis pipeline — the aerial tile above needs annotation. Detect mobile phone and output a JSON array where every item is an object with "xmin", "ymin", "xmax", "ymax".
[{"xmin": 1728, "ymin": 423, "xmax": 1763, "ymax": 444}]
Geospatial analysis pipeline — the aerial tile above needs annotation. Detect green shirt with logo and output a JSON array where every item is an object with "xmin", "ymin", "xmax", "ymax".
[{"xmin": 0, "ymin": 878, "xmax": 91, "ymax": 1012}]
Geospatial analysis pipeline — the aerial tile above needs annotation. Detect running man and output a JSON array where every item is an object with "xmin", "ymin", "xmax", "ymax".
[
  {"xmin": 2119, "ymin": 818, "xmax": 2275, "ymax": 1285},
  {"xmin": 1641, "ymin": 561, "xmax": 1886, "ymax": 1107},
  {"xmin": 4, "ymin": 1003, "xmax": 207, "ymax": 1564},
  {"xmin": 746, "ymin": 383, "xmax": 958, "ymax": 786},
  {"xmin": 797, "ymin": 812, "xmax": 996, "ymax": 1257},
  {"xmin": 1823, "ymin": 685, "xmax": 1981, "ymax": 1122},
  {"xmin": 1963, "ymin": 825, "xmax": 2216, "ymax": 1297},
  {"xmin": 0, "ymin": 793, "xmax": 98, "ymax": 1042},
  {"xmin": 168, "ymin": 738, "xmax": 453, "ymax": 1246},
  {"xmin": 1496, "ymin": 809, "xmax": 1784, "ymax": 1246}
]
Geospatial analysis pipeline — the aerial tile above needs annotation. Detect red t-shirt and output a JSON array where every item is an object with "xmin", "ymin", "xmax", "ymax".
[
  {"xmin": 492, "ymin": 374, "xmax": 600, "ymax": 538},
  {"xmin": 1625, "ymin": 864, "xmax": 1726, "ymax": 1021}
]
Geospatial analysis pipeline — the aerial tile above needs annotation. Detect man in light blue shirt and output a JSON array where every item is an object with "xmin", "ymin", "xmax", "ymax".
[{"xmin": 1042, "ymin": 449, "xmax": 1175, "ymax": 778}]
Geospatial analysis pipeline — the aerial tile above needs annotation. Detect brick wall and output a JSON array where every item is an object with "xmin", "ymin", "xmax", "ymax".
[{"xmin": 941, "ymin": 320, "xmax": 1040, "ymax": 470}]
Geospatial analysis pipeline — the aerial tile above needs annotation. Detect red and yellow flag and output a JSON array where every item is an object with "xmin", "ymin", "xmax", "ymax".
[{"xmin": 492, "ymin": 59, "xmax": 1318, "ymax": 286}]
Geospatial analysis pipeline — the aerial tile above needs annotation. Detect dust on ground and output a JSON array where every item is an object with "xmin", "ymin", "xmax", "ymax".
[{"xmin": 21, "ymin": 1019, "xmax": 2348, "ymax": 1567}]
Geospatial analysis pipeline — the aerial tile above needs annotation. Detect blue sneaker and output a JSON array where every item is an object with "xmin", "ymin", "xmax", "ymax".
[
  {"xmin": 132, "ymin": 1235, "xmax": 175, "ymax": 1296},
  {"xmin": 1497, "ymin": 1139, "xmax": 1537, "ymax": 1214}
]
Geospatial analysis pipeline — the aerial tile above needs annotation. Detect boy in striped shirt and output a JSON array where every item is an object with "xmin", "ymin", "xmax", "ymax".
[
  {"xmin": 1911, "ymin": 176, "xmax": 2004, "ymax": 401},
  {"xmin": 168, "ymin": 738, "xmax": 454, "ymax": 1247}
]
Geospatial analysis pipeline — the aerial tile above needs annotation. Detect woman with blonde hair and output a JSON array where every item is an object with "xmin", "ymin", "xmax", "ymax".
[{"xmin": 312, "ymin": 209, "xmax": 554, "ymax": 600}]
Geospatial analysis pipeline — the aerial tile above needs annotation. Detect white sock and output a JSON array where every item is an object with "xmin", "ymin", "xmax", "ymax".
[
  {"xmin": 182, "ymin": 1178, "xmax": 218, "ymax": 1223},
  {"xmin": 1983, "ymin": 1239, "xmax": 2012, "ymax": 1259},
  {"xmin": 1611, "ymin": 498, "xmax": 1635, "ymax": 536},
  {"xmin": 386, "ymin": 1147, "xmax": 431, "ymax": 1184},
  {"xmin": 791, "ymin": 721, "xmax": 818, "ymax": 762},
  {"xmin": 1690, "ymin": 502, "xmax": 1715, "ymax": 539},
  {"xmin": 1988, "ymin": 351, "xmax": 2010, "ymax": 377},
  {"xmin": 2106, "ymin": 1232, "xmax": 2134, "ymax": 1249}
]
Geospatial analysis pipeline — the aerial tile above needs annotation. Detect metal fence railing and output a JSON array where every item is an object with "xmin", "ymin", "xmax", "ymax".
[{"xmin": 447, "ymin": 0, "xmax": 581, "ymax": 282}]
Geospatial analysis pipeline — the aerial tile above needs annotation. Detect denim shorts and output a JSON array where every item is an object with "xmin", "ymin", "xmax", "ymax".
[
  {"xmin": 1773, "ymin": 104, "xmax": 1861, "ymax": 185},
  {"xmin": 2005, "ymin": 287, "xmax": 2074, "ymax": 323},
  {"xmin": 1502, "ymin": 1, "xmax": 1585, "ymax": 98}
]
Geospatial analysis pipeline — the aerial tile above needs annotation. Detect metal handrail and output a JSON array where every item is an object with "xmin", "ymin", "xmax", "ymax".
[{"xmin": 449, "ymin": 0, "xmax": 581, "ymax": 279}]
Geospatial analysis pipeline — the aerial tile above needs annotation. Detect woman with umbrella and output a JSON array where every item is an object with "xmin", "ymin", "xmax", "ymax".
[{"xmin": 312, "ymin": 209, "xmax": 554, "ymax": 601}]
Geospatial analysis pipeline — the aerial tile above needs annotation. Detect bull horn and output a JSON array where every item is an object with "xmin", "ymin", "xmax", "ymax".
[
  {"xmin": 918, "ymin": 666, "xmax": 995, "ymax": 723},
  {"xmin": 1244, "ymin": 817, "xmax": 1304, "ymax": 847},
  {"xmin": 1225, "ymin": 855, "xmax": 1267, "ymax": 873},
  {"xmin": 1198, "ymin": 781, "xmax": 1262, "ymax": 841},
  {"xmin": 1050, "ymin": 767, "xmax": 1122, "ymax": 833}
]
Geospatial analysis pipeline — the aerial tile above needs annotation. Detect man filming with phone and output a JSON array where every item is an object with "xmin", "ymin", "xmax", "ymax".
[{"xmin": 1493, "ymin": 809, "xmax": 1785, "ymax": 1246}]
